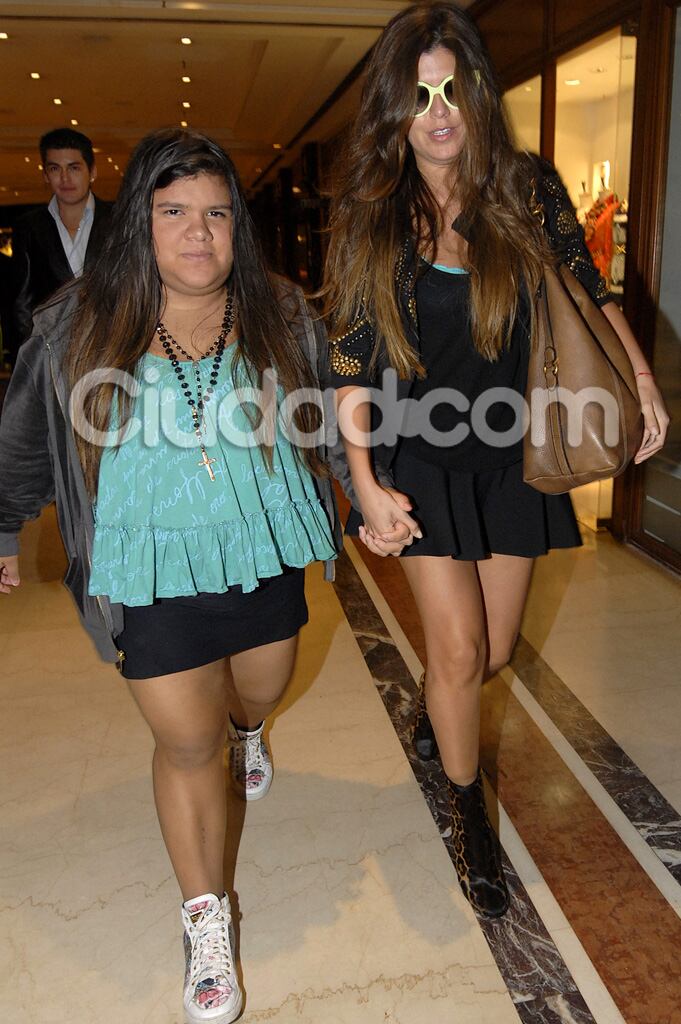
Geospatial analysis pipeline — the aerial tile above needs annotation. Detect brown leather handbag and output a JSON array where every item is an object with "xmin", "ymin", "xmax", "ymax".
[{"xmin": 523, "ymin": 254, "xmax": 644, "ymax": 495}]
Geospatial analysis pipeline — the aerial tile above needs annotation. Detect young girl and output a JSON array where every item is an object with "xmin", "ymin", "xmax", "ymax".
[
  {"xmin": 0, "ymin": 128, "xmax": 339, "ymax": 1023},
  {"xmin": 323, "ymin": 2, "xmax": 668, "ymax": 919}
]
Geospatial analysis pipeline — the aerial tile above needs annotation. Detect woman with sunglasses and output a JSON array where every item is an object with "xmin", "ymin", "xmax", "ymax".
[
  {"xmin": 0, "ymin": 128, "xmax": 339, "ymax": 1023},
  {"xmin": 323, "ymin": 1, "xmax": 668, "ymax": 918}
]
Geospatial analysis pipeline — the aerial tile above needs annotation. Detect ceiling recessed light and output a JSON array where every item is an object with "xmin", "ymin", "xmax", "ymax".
[
  {"xmin": 38, "ymin": 163, "xmax": 43, "ymax": 170},
  {"xmin": 273, "ymin": 143, "xmax": 282, "ymax": 150},
  {"xmin": 182, "ymin": 101, "xmax": 191, "ymax": 108},
  {"xmin": 53, "ymin": 97, "xmax": 62, "ymax": 105},
  {"xmin": 524, "ymin": 86, "xmax": 532, "ymax": 92},
  {"xmin": 71, "ymin": 118, "xmax": 79, "ymax": 126},
  {"xmin": 292, "ymin": 186, "xmax": 302, "ymax": 194},
  {"xmin": 30, "ymin": 72, "xmax": 41, "ymax": 80},
  {"xmin": 114, "ymin": 164, "xmax": 119, "ymax": 171},
  {"xmin": 180, "ymin": 37, "xmax": 192, "ymax": 45},
  {"xmin": 24, "ymin": 156, "xmax": 30, "ymax": 163},
  {"xmin": 565, "ymin": 79, "xmax": 581, "ymax": 87},
  {"xmin": 0, "ymin": 33, "xmax": 8, "ymax": 41},
  {"xmin": 182, "ymin": 75, "xmax": 191, "ymax": 83},
  {"xmin": 180, "ymin": 120, "xmax": 188, "ymax": 127}
]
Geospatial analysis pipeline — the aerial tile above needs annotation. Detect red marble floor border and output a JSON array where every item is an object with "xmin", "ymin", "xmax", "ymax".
[{"xmin": 342, "ymin": 518, "xmax": 681, "ymax": 1024}]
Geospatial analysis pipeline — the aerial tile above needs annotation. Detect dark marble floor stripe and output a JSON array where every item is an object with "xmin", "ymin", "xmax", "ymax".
[
  {"xmin": 332, "ymin": 549, "xmax": 598, "ymax": 1024},
  {"xmin": 510, "ymin": 635, "xmax": 681, "ymax": 884}
]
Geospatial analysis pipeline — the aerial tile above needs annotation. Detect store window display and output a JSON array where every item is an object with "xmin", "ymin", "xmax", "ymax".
[
  {"xmin": 581, "ymin": 162, "xmax": 627, "ymax": 298},
  {"xmin": 554, "ymin": 28, "xmax": 636, "ymax": 304}
]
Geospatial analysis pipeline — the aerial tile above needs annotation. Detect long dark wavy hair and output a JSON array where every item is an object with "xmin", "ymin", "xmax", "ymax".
[
  {"xmin": 322, "ymin": 1, "xmax": 549, "ymax": 375},
  {"xmin": 65, "ymin": 127, "xmax": 324, "ymax": 496}
]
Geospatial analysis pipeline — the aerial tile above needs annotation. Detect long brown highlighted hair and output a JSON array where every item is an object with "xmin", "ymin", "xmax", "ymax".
[
  {"xmin": 64, "ymin": 128, "xmax": 325, "ymax": 496},
  {"xmin": 322, "ymin": 1, "xmax": 548, "ymax": 376}
]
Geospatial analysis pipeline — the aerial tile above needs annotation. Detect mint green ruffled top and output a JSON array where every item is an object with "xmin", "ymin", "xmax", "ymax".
[{"xmin": 88, "ymin": 345, "xmax": 336, "ymax": 606}]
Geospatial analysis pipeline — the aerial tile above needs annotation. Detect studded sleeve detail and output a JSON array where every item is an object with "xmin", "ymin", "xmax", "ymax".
[
  {"xmin": 537, "ymin": 165, "xmax": 614, "ymax": 308},
  {"xmin": 328, "ymin": 317, "xmax": 375, "ymax": 388},
  {"xmin": 395, "ymin": 238, "xmax": 420, "ymax": 335},
  {"xmin": 327, "ymin": 238, "xmax": 421, "ymax": 389},
  {"xmin": 557, "ymin": 209, "xmax": 579, "ymax": 236}
]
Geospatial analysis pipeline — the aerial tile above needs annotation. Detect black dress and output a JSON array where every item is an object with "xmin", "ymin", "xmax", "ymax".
[{"xmin": 328, "ymin": 160, "xmax": 614, "ymax": 561}]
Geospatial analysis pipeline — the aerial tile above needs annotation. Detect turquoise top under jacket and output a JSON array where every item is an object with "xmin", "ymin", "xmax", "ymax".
[
  {"xmin": 88, "ymin": 345, "xmax": 336, "ymax": 606},
  {"xmin": 420, "ymin": 255, "xmax": 469, "ymax": 275}
]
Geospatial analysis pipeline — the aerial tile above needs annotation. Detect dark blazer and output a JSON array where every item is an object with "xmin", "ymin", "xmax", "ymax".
[{"xmin": 12, "ymin": 195, "xmax": 112, "ymax": 343}]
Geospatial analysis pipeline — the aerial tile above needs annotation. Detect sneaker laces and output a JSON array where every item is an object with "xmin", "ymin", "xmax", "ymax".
[
  {"xmin": 186, "ymin": 903, "xmax": 234, "ymax": 989},
  {"xmin": 233, "ymin": 728, "xmax": 266, "ymax": 780}
]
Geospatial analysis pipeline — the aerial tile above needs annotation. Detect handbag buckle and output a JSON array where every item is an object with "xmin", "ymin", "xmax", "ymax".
[{"xmin": 543, "ymin": 346, "xmax": 559, "ymax": 389}]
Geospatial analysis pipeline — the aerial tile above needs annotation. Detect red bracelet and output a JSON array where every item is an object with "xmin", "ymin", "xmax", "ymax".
[{"xmin": 636, "ymin": 371, "xmax": 654, "ymax": 378}]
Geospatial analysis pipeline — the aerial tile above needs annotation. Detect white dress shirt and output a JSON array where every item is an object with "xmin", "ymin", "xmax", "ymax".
[{"xmin": 47, "ymin": 191, "xmax": 95, "ymax": 277}]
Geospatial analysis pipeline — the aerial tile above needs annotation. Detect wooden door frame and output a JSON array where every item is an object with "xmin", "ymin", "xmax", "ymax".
[{"xmin": 610, "ymin": 0, "xmax": 681, "ymax": 573}]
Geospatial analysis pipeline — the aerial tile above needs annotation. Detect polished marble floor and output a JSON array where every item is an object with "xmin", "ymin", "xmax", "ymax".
[{"xmin": 1, "ymin": 506, "xmax": 680, "ymax": 1023}]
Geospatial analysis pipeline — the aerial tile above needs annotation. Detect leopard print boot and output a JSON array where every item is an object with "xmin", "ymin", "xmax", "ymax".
[
  {"xmin": 448, "ymin": 769, "xmax": 510, "ymax": 918},
  {"xmin": 412, "ymin": 672, "xmax": 439, "ymax": 761}
]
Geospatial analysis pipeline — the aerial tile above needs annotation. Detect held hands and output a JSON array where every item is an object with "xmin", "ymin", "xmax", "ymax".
[
  {"xmin": 0, "ymin": 555, "xmax": 20, "ymax": 595},
  {"xmin": 634, "ymin": 376, "xmax": 670, "ymax": 464},
  {"xmin": 356, "ymin": 483, "xmax": 422, "ymax": 558}
]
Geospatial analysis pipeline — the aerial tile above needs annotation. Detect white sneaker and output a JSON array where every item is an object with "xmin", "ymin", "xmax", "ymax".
[
  {"xmin": 182, "ymin": 892, "xmax": 243, "ymax": 1024},
  {"xmin": 227, "ymin": 719, "xmax": 273, "ymax": 802}
]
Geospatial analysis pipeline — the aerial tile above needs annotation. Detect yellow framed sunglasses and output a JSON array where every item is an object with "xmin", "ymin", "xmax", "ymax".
[
  {"xmin": 414, "ymin": 74, "xmax": 458, "ymax": 117},
  {"xmin": 414, "ymin": 70, "xmax": 481, "ymax": 117}
]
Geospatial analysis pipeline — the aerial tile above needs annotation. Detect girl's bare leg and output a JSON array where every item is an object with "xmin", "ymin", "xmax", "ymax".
[{"xmin": 128, "ymin": 659, "xmax": 230, "ymax": 900}]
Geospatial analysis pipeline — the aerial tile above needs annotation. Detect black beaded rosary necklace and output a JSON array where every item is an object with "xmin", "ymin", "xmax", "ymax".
[{"xmin": 155, "ymin": 293, "xmax": 235, "ymax": 481}]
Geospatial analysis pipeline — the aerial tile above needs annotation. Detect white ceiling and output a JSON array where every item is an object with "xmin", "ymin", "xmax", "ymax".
[
  {"xmin": 556, "ymin": 30, "xmax": 637, "ymax": 104},
  {"xmin": 1, "ymin": 0, "xmax": 446, "ymax": 205}
]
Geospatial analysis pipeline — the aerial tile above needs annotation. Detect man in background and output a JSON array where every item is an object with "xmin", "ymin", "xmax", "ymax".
[{"xmin": 12, "ymin": 127, "xmax": 112, "ymax": 343}]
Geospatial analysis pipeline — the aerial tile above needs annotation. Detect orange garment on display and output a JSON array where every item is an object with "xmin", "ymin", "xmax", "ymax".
[{"xmin": 584, "ymin": 194, "xmax": 619, "ymax": 287}]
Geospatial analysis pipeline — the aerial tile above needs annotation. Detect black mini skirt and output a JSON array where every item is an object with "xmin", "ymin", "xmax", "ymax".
[
  {"xmin": 115, "ymin": 567, "xmax": 308, "ymax": 680},
  {"xmin": 346, "ymin": 453, "xmax": 582, "ymax": 561}
]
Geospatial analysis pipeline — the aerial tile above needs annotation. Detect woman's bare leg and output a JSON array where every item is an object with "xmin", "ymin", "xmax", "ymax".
[
  {"xmin": 477, "ymin": 554, "xmax": 534, "ymax": 676},
  {"xmin": 400, "ymin": 556, "xmax": 486, "ymax": 785},
  {"xmin": 404, "ymin": 554, "xmax": 535, "ymax": 768},
  {"xmin": 400, "ymin": 554, "xmax": 513, "ymax": 916},
  {"xmin": 128, "ymin": 660, "xmax": 230, "ymax": 901}
]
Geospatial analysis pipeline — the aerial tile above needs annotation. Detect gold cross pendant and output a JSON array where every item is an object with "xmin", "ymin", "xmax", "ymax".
[{"xmin": 198, "ymin": 449, "xmax": 217, "ymax": 481}]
